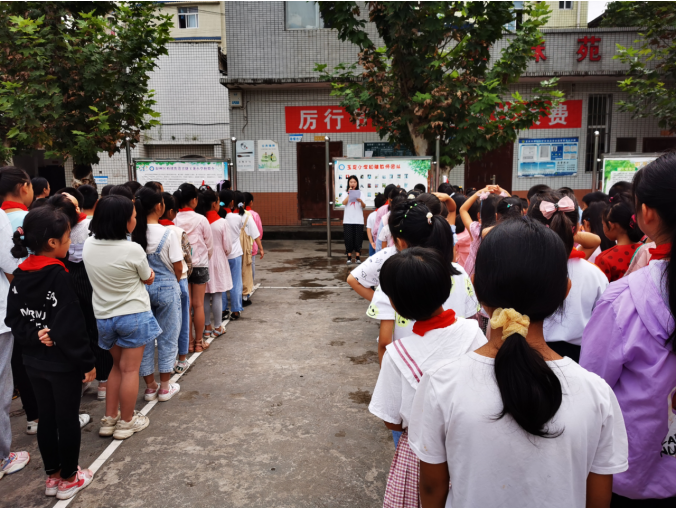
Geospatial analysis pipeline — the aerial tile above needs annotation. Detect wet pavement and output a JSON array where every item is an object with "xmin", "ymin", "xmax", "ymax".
[{"xmin": 2, "ymin": 239, "xmax": 392, "ymax": 507}]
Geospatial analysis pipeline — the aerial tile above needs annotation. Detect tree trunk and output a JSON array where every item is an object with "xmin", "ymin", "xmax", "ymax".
[{"xmin": 407, "ymin": 122, "xmax": 429, "ymax": 156}]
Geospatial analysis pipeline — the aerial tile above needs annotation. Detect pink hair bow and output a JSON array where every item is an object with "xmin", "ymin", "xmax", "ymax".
[
  {"xmin": 479, "ymin": 192, "xmax": 490, "ymax": 200},
  {"xmin": 539, "ymin": 196, "xmax": 575, "ymax": 220}
]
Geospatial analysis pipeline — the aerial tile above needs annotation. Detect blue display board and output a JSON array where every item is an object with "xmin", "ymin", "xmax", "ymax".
[{"xmin": 518, "ymin": 137, "xmax": 579, "ymax": 177}]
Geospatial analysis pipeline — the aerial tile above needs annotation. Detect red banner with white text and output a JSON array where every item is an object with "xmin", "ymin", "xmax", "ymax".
[{"xmin": 285, "ymin": 106, "xmax": 376, "ymax": 133}]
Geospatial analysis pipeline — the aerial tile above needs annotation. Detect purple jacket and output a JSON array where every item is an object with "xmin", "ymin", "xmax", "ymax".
[{"xmin": 580, "ymin": 260, "xmax": 676, "ymax": 500}]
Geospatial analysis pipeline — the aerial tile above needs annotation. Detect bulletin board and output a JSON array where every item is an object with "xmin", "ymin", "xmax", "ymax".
[
  {"xmin": 601, "ymin": 154, "xmax": 659, "ymax": 193},
  {"xmin": 134, "ymin": 160, "xmax": 228, "ymax": 193},
  {"xmin": 332, "ymin": 157, "xmax": 432, "ymax": 210}
]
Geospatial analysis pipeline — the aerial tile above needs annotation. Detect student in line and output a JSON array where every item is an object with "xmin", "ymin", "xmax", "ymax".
[
  {"xmin": 83, "ymin": 196, "xmax": 159, "ymax": 440},
  {"xmin": 0, "ymin": 207, "xmax": 29, "ymax": 480},
  {"xmin": 0, "ymin": 167, "xmax": 39, "ymax": 435},
  {"xmin": 200, "ymin": 189, "xmax": 232, "ymax": 338},
  {"xmin": 409, "ymin": 218, "xmax": 628, "ymax": 508},
  {"xmin": 582, "ymin": 202, "xmax": 614, "ymax": 264},
  {"xmin": 342, "ymin": 175, "xmax": 366, "ymax": 264},
  {"xmin": 528, "ymin": 191, "xmax": 608, "ymax": 362},
  {"xmin": 78, "ymin": 185, "xmax": 98, "ymax": 218},
  {"xmin": 159, "ymin": 193, "xmax": 192, "ymax": 374},
  {"xmin": 581, "ymin": 154, "xmax": 676, "ymax": 506},
  {"xmin": 132, "ymin": 188, "xmax": 182, "ymax": 402},
  {"xmin": 31, "ymin": 177, "xmax": 50, "ymax": 201},
  {"xmin": 6, "ymin": 206, "xmax": 97, "ymax": 499},
  {"xmin": 174, "ymin": 183, "xmax": 213, "ymax": 351},
  {"xmin": 369, "ymin": 247, "xmax": 486, "ymax": 500},
  {"xmin": 236, "ymin": 191, "xmax": 260, "ymax": 305},
  {"xmin": 366, "ymin": 194, "xmax": 386, "ymax": 257},
  {"xmin": 243, "ymin": 192, "xmax": 263, "ymax": 294}
]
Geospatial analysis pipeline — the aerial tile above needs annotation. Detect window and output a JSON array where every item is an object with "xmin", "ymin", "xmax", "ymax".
[
  {"xmin": 559, "ymin": 1, "xmax": 573, "ymax": 9},
  {"xmin": 505, "ymin": 2, "xmax": 524, "ymax": 31},
  {"xmin": 286, "ymin": 2, "xmax": 324, "ymax": 30},
  {"xmin": 178, "ymin": 7, "xmax": 198, "ymax": 29},
  {"xmin": 585, "ymin": 95, "xmax": 612, "ymax": 172},
  {"xmin": 642, "ymin": 138, "xmax": 676, "ymax": 153},
  {"xmin": 616, "ymin": 138, "xmax": 637, "ymax": 152}
]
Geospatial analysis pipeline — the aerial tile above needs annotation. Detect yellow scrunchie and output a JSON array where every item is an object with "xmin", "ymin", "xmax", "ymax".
[{"xmin": 489, "ymin": 308, "xmax": 530, "ymax": 340}]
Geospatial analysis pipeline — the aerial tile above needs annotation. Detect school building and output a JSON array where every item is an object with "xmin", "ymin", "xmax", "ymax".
[{"xmin": 222, "ymin": 1, "xmax": 667, "ymax": 225}]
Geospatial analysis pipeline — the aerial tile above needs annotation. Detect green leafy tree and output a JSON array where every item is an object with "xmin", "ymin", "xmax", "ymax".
[
  {"xmin": 315, "ymin": 1, "xmax": 563, "ymax": 171},
  {"xmin": 0, "ymin": 2, "xmax": 172, "ymax": 173},
  {"xmin": 602, "ymin": 2, "xmax": 676, "ymax": 132}
]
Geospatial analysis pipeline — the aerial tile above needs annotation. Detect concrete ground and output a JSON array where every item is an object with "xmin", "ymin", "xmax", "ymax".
[{"xmin": 1, "ymin": 239, "xmax": 392, "ymax": 507}]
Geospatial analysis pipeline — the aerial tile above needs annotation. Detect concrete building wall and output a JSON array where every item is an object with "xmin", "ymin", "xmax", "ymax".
[
  {"xmin": 158, "ymin": 1, "xmax": 224, "ymax": 44},
  {"xmin": 542, "ymin": 1, "xmax": 588, "ymax": 28}
]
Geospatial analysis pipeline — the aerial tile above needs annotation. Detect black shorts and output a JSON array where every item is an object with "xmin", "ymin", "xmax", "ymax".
[{"xmin": 188, "ymin": 267, "xmax": 209, "ymax": 285}]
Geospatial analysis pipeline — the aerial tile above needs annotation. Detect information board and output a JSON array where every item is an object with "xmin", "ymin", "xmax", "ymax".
[
  {"xmin": 518, "ymin": 137, "xmax": 579, "ymax": 177},
  {"xmin": 236, "ymin": 140, "xmax": 255, "ymax": 172},
  {"xmin": 601, "ymin": 155, "xmax": 658, "ymax": 193},
  {"xmin": 333, "ymin": 157, "xmax": 431, "ymax": 210},
  {"xmin": 134, "ymin": 160, "xmax": 228, "ymax": 193},
  {"xmin": 363, "ymin": 142, "xmax": 414, "ymax": 158}
]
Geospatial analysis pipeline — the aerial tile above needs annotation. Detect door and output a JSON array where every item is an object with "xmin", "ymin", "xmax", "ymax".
[
  {"xmin": 464, "ymin": 143, "xmax": 514, "ymax": 192},
  {"xmin": 297, "ymin": 141, "xmax": 343, "ymax": 220}
]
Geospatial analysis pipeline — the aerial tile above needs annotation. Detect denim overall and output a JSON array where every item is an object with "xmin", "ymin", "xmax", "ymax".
[{"xmin": 139, "ymin": 230, "xmax": 181, "ymax": 377}]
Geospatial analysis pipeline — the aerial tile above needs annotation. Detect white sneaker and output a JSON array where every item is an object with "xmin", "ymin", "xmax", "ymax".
[
  {"xmin": 346, "ymin": 259, "xmax": 352, "ymax": 265},
  {"xmin": 144, "ymin": 384, "xmax": 159, "ymax": 401},
  {"xmin": 26, "ymin": 420, "xmax": 38, "ymax": 435},
  {"xmin": 97, "ymin": 383, "xmax": 106, "ymax": 401},
  {"xmin": 113, "ymin": 411, "xmax": 149, "ymax": 440},
  {"xmin": 56, "ymin": 467, "xmax": 94, "ymax": 500},
  {"xmin": 79, "ymin": 414, "xmax": 91, "ymax": 429},
  {"xmin": 0, "ymin": 451, "xmax": 30, "ymax": 479},
  {"xmin": 45, "ymin": 476, "xmax": 60, "ymax": 496},
  {"xmin": 158, "ymin": 383, "xmax": 180, "ymax": 402},
  {"xmin": 99, "ymin": 412, "xmax": 120, "ymax": 437}
]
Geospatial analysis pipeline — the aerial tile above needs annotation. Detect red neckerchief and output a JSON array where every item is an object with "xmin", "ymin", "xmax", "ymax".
[
  {"xmin": 224, "ymin": 208, "xmax": 231, "ymax": 214},
  {"xmin": 206, "ymin": 211, "xmax": 220, "ymax": 224},
  {"xmin": 649, "ymin": 243, "xmax": 671, "ymax": 262},
  {"xmin": 77, "ymin": 212, "xmax": 88, "ymax": 223},
  {"xmin": 245, "ymin": 206, "xmax": 252, "ymax": 211},
  {"xmin": 159, "ymin": 219, "xmax": 174, "ymax": 226},
  {"xmin": 412, "ymin": 309, "xmax": 457, "ymax": 336},
  {"xmin": 18, "ymin": 255, "xmax": 68, "ymax": 273},
  {"xmin": 569, "ymin": 249, "xmax": 586, "ymax": 259},
  {"xmin": 1, "ymin": 201, "xmax": 28, "ymax": 212},
  {"xmin": 178, "ymin": 208, "xmax": 194, "ymax": 213}
]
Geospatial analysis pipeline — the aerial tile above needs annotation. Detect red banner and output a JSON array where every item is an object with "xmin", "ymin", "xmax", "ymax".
[
  {"xmin": 285, "ymin": 106, "xmax": 376, "ymax": 133},
  {"xmin": 530, "ymin": 100, "xmax": 583, "ymax": 129}
]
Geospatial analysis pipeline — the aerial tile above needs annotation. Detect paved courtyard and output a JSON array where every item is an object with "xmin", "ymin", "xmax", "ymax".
[{"xmin": 1, "ymin": 239, "xmax": 392, "ymax": 508}]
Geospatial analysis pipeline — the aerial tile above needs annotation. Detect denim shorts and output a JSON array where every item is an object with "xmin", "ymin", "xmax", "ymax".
[
  {"xmin": 188, "ymin": 266, "xmax": 209, "ymax": 285},
  {"xmin": 97, "ymin": 310, "xmax": 162, "ymax": 350}
]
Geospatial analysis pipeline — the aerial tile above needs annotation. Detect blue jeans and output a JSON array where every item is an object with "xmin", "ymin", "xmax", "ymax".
[
  {"xmin": 177, "ymin": 278, "xmax": 190, "ymax": 356},
  {"xmin": 224, "ymin": 256, "xmax": 243, "ymax": 313},
  {"xmin": 97, "ymin": 311, "xmax": 161, "ymax": 350},
  {"xmin": 392, "ymin": 430, "xmax": 403, "ymax": 449},
  {"xmin": 368, "ymin": 243, "xmax": 375, "ymax": 256},
  {"xmin": 140, "ymin": 279, "xmax": 181, "ymax": 376}
]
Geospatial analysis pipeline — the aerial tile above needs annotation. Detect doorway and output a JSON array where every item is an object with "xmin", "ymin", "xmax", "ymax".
[
  {"xmin": 297, "ymin": 141, "xmax": 343, "ymax": 220},
  {"xmin": 464, "ymin": 143, "xmax": 514, "ymax": 192}
]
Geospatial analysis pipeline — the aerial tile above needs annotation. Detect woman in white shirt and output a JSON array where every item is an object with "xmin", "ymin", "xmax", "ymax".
[
  {"xmin": 131, "ymin": 188, "xmax": 183, "ymax": 403},
  {"xmin": 341, "ymin": 175, "xmax": 366, "ymax": 265},
  {"xmin": 409, "ymin": 218, "xmax": 628, "ymax": 508}
]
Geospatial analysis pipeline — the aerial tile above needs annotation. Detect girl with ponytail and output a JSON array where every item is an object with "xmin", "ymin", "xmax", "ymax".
[
  {"xmin": 581, "ymin": 152, "xmax": 676, "ymax": 504},
  {"xmin": 409, "ymin": 218, "xmax": 628, "ymax": 508},
  {"xmin": 593, "ymin": 193, "xmax": 644, "ymax": 282},
  {"xmin": 528, "ymin": 191, "xmax": 608, "ymax": 362},
  {"xmin": 132, "ymin": 188, "xmax": 183, "ymax": 402}
]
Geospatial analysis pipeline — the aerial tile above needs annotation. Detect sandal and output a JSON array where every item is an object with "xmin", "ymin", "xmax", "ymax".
[
  {"xmin": 212, "ymin": 326, "xmax": 226, "ymax": 337},
  {"xmin": 194, "ymin": 337, "xmax": 210, "ymax": 353}
]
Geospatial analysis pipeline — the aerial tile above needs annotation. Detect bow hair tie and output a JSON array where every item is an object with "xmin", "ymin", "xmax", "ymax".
[{"xmin": 539, "ymin": 196, "xmax": 575, "ymax": 220}]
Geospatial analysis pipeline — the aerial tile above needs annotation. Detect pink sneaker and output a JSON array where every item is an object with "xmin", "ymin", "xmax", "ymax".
[
  {"xmin": 45, "ymin": 476, "xmax": 60, "ymax": 496},
  {"xmin": 0, "ymin": 451, "xmax": 30, "ymax": 479},
  {"xmin": 158, "ymin": 383, "xmax": 181, "ymax": 402},
  {"xmin": 144, "ymin": 384, "xmax": 159, "ymax": 401},
  {"xmin": 56, "ymin": 467, "xmax": 94, "ymax": 500}
]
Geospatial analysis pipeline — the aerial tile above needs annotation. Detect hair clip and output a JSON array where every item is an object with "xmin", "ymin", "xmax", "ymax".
[
  {"xmin": 506, "ymin": 203, "xmax": 512, "ymax": 208},
  {"xmin": 426, "ymin": 212, "xmax": 433, "ymax": 225},
  {"xmin": 220, "ymin": 202, "xmax": 225, "ymax": 206},
  {"xmin": 17, "ymin": 227, "xmax": 24, "ymax": 236},
  {"xmin": 630, "ymin": 214, "xmax": 636, "ymax": 228}
]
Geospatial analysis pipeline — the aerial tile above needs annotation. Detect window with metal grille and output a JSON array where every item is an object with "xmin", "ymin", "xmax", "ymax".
[
  {"xmin": 585, "ymin": 95, "xmax": 612, "ymax": 172},
  {"xmin": 559, "ymin": 1, "xmax": 573, "ymax": 9},
  {"xmin": 616, "ymin": 137, "xmax": 637, "ymax": 152},
  {"xmin": 286, "ymin": 2, "xmax": 324, "ymax": 30},
  {"xmin": 178, "ymin": 7, "xmax": 198, "ymax": 29}
]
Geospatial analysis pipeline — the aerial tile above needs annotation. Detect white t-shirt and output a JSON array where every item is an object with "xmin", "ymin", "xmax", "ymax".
[
  {"xmin": 408, "ymin": 353, "xmax": 629, "ymax": 508},
  {"xmin": 68, "ymin": 218, "xmax": 91, "ymax": 263},
  {"xmin": 166, "ymin": 224, "xmax": 188, "ymax": 279},
  {"xmin": 225, "ymin": 212, "xmax": 260, "ymax": 259},
  {"xmin": 0, "ymin": 210, "xmax": 19, "ymax": 335},
  {"xmin": 350, "ymin": 246, "xmax": 397, "ymax": 288},
  {"xmin": 342, "ymin": 201, "xmax": 365, "ymax": 225},
  {"xmin": 369, "ymin": 319, "xmax": 486, "ymax": 430},
  {"xmin": 83, "ymin": 237, "xmax": 152, "ymax": 319},
  {"xmin": 366, "ymin": 211, "xmax": 377, "ymax": 232},
  {"xmin": 544, "ymin": 258, "xmax": 609, "ymax": 346},
  {"xmin": 367, "ymin": 263, "xmax": 481, "ymax": 341},
  {"xmin": 587, "ymin": 246, "xmax": 601, "ymax": 264},
  {"xmin": 378, "ymin": 223, "xmax": 392, "ymax": 245},
  {"xmin": 146, "ymin": 224, "xmax": 183, "ymax": 274}
]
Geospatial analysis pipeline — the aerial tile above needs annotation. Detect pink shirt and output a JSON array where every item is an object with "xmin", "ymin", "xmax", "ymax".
[
  {"xmin": 373, "ymin": 204, "xmax": 389, "ymax": 235},
  {"xmin": 248, "ymin": 209, "xmax": 263, "ymax": 256},
  {"xmin": 175, "ymin": 210, "xmax": 213, "ymax": 268},
  {"xmin": 205, "ymin": 218, "xmax": 233, "ymax": 293},
  {"xmin": 463, "ymin": 222, "xmax": 482, "ymax": 278},
  {"xmin": 454, "ymin": 229, "xmax": 471, "ymax": 268}
]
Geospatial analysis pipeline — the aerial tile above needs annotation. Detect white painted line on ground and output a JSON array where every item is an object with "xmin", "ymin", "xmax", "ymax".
[
  {"xmin": 52, "ymin": 318, "xmax": 231, "ymax": 508},
  {"xmin": 260, "ymin": 286, "xmax": 350, "ymax": 289}
]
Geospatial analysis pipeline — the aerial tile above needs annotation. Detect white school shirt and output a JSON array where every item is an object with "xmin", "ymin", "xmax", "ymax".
[
  {"xmin": 587, "ymin": 246, "xmax": 601, "ymax": 264},
  {"xmin": 544, "ymin": 258, "xmax": 608, "ymax": 346},
  {"xmin": 145, "ymin": 224, "xmax": 184, "ymax": 273},
  {"xmin": 366, "ymin": 211, "xmax": 377, "ymax": 232},
  {"xmin": 166, "ymin": 224, "xmax": 188, "ymax": 279},
  {"xmin": 343, "ymin": 200, "xmax": 364, "ymax": 225},
  {"xmin": 367, "ymin": 263, "xmax": 481, "ymax": 341},
  {"xmin": 225, "ymin": 211, "xmax": 260, "ymax": 259},
  {"xmin": 408, "ymin": 353, "xmax": 628, "ymax": 508},
  {"xmin": 350, "ymin": 246, "xmax": 397, "ymax": 288},
  {"xmin": 369, "ymin": 319, "xmax": 486, "ymax": 430},
  {"xmin": 0, "ymin": 210, "xmax": 19, "ymax": 334},
  {"xmin": 68, "ymin": 218, "xmax": 90, "ymax": 263}
]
